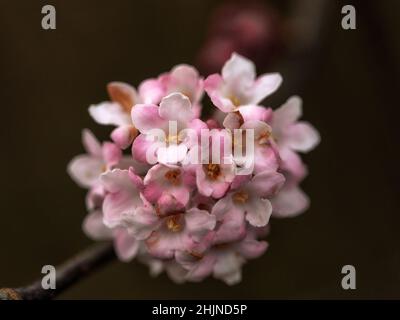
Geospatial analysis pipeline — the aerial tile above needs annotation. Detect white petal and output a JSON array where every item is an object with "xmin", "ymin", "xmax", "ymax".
[
  {"xmin": 250, "ymin": 73, "xmax": 282, "ymax": 104},
  {"xmin": 245, "ymin": 198, "xmax": 272, "ymax": 227},
  {"xmin": 67, "ymin": 155, "xmax": 103, "ymax": 188},
  {"xmin": 82, "ymin": 129, "xmax": 102, "ymax": 157},
  {"xmin": 159, "ymin": 92, "xmax": 194, "ymax": 124},
  {"xmin": 88, "ymin": 102, "xmax": 131, "ymax": 126}
]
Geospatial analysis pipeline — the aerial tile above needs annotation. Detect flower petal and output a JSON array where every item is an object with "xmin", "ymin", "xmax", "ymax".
[
  {"xmin": 159, "ymin": 92, "xmax": 194, "ymax": 124},
  {"xmin": 107, "ymin": 82, "xmax": 138, "ymax": 112},
  {"xmin": 249, "ymin": 73, "xmax": 282, "ymax": 104},
  {"xmin": 131, "ymin": 133, "xmax": 158, "ymax": 164},
  {"xmin": 67, "ymin": 155, "xmax": 103, "ymax": 188},
  {"xmin": 236, "ymin": 239, "xmax": 268, "ymax": 259},
  {"xmin": 163, "ymin": 64, "xmax": 203, "ymax": 104},
  {"xmin": 131, "ymin": 104, "xmax": 166, "ymax": 133},
  {"xmin": 245, "ymin": 198, "xmax": 272, "ymax": 227},
  {"xmin": 111, "ymin": 125, "xmax": 138, "ymax": 149},
  {"xmin": 286, "ymin": 122, "xmax": 320, "ymax": 152},
  {"xmin": 271, "ymin": 185, "xmax": 309, "ymax": 218},
  {"xmin": 102, "ymin": 142, "xmax": 122, "ymax": 167},
  {"xmin": 204, "ymin": 74, "xmax": 236, "ymax": 113},
  {"xmin": 82, "ymin": 210, "xmax": 112, "ymax": 240},
  {"xmin": 185, "ymin": 208, "xmax": 216, "ymax": 242},
  {"xmin": 248, "ymin": 171, "xmax": 285, "ymax": 198},
  {"xmin": 138, "ymin": 78, "xmax": 165, "ymax": 104},
  {"xmin": 82, "ymin": 129, "xmax": 102, "ymax": 157},
  {"xmin": 125, "ymin": 205, "xmax": 160, "ymax": 240},
  {"xmin": 222, "ymin": 53, "xmax": 255, "ymax": 85},
  {"xmin": 273, "ymin": 96, "xmax": 302, "ymax": 129},
  {"xmin": 114, "ymin": 229, "xmax": 140, "ymax": 262},
  {"xmin": 88, "ymin": 102, "xmax": 131, "ymax": 126}
]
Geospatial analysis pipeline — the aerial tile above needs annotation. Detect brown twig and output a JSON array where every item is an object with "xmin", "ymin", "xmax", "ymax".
[{"xmin": 0, "ymin": 242, "xmax": 115, "ymax": 300}]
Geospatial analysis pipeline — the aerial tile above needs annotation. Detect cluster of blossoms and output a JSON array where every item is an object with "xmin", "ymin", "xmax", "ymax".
[{"xmin": 68, "ymin": 53, "xmax": 319, "ymax": 285}]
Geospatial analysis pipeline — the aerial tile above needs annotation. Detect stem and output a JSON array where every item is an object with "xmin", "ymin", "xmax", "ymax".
[{"xmin": 0, "ymin": 242, "xmax": 116, "ymax": 300}]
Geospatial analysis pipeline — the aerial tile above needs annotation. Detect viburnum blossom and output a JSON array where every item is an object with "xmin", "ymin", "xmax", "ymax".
[{"xmin": 68, "ymin": 53, "xmax": 320, "ymax": 285}]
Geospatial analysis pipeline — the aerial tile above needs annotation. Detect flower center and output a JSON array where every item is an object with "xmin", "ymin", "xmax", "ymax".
[
  {"xmin": 258, "ymin": 130, "xmax": 271, "ymax": 145},
  {"xmin": 189, "ymin": 250, "xmax": 204, "ymax": 260},
  {"xmin": 233, "ymin": 191, "xmax": 249, "ymax": 204},
  {"xmin": 205, "ymin": 164, "xmax": 221, "ymax": 180},
  {"xmin": 166, "ymin": 134, "xmax": 179, "ymax": 145},
  {"xmin": 165, "ymin": 215, "xmax": 182, "ymax": 232},
  {"xmin": 229, "ymin": 95, "xmax": 241, "ymax": 107},
  {"xmin": 164, "ymin": 169, "xmax": 181, "ymax": 185}
]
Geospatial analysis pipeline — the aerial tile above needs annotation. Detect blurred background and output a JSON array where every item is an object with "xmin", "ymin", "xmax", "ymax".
[{"xmin": 0, "ymin": 0, "xmax": 399, "ymax": 299}]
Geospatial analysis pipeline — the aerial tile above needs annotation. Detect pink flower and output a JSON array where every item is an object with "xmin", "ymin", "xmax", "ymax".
[
  {"xmin": 100, "ymin": 168, "xmax": 145, "ymax": 228},
  {"xmin": 144, "ymin": 208, "xmax": 217, "ymax": 259},
  {"xmin": 186, "ymin": 130, "xmax": 236, "ymax": 199},
  {"xmin": 269, "ymin": 96, "xmax": 320, "ymax": 217},
  {"xmin": 89, "ymin": 82, "xmax": 139, "ymax": 149},
  {"xmin": 176, "ymin": 229, "xmax": 267, "ymax": 285},
  {"xmin": 131, "ymin": 92, "xmax": 197, "ymax": 165},
  {"xmin": 230, "ymin": 119, "xmax": 280, "ymax": 175},
  {"xmin": 204, "ymin": 53, "xmax": 282, "ymax": 113},
  {"xmin": 68, "ymin": 129, "xmax": 122, "ymax": 188},
  {"xmin": 137, "ymin": 64, "xmax": 204, "ymax": 118},
  {"xmin": 271, "ymin": 96, "xmax": 320, "ymax": 156},
  {"xmin": 112, "ymin": 203, "xmax": 214, "ymax": 262},
  {"xmin": 82, "ymin": 210, "xmax": 140, "ymax": 262},
  {"xmin": 212, "ymin": 170, "xmax": 285, "ymax": 227},
  {"xmin": 159, "ymin": 65, "xmax": 204, "ymax": 108},
  {"xmin": 142, "ymin": 164, "xmax": 195, "ymax": 214},
  {"xmin": 69, "ymin": 55, "xmax": 320, "ymax": 285}
]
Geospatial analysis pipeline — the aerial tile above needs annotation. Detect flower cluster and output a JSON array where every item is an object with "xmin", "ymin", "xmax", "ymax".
[{"xmin": 68, "ymin": 53, "xmax": 320, "ymax": 285}]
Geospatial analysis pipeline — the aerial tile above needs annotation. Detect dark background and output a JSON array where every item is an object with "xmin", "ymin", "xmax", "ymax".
[{"xmin": 0, "ymin": 0, "xmax": 399, "ymax": 299}]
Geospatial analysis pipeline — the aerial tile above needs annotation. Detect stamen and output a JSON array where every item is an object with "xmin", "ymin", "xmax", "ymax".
[
  {"xmin": 205, "ymin": 164, "xmax": 221, "ymax": 180},
  {"xmin": 164, "ymin": 169, "xmax": 181, "ymax": 185},
  {"xmin": 165, "ymin": 215, "xmax": 182, "ymax": 232},
  {"xmin": 229, "ymin": 95, "xmax": 241, "ymax": 107},
  {"xmin": 233, "ymin": 191, "xmax": 249, "ymax": 204}
]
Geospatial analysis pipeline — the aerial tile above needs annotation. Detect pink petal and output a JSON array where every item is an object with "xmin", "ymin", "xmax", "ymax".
[
  {"xmin": 82, "ymin": 210, "xmax": 112, "ymax": 240},
  {"xmin": 162, "ymin": 65, "xmax": 203, "ymax": 103},
  {"xmin": 279, "ymin": 148, "xmax": 308, "ymax": 184},
  {"xmin": 184, "ymin": 208, "xmax": 216, "ymax": 242},
  {"xmin": 253, "ymin": 144, "xmax": 280, "ymax": 174},
  {"xmin": 131, "ymin": 133, "xmax": 158, "ymax": 164},
  {"xmin": 159, "ymin": 92, "xmax": 194, "ymax": 124},
  {"xmin": 107, "ymin": 82, "xmax": 138, "ymax": 112},
  {"xmin": 236, "ymin": 239, "xmax": 268, "ymax": 259},
  {"xmin": 222, "ymin": 53, "xmax": 255, "ymax": 84},
  {"xmin": 100, "ymin": 169, "xmax": 143, "ymax": 227},
  {"xmin": 249, "ymin": 73, "xmax": 282, "ymax": 104},
  {"xmin": 138, "ymin": 78, "xmax": 165, "ymax": 104},
  {"xmin": 67, "ymin": 155, "xmax": 103, "ymax": 188},
  {"xmin": 204, "ymin": 74, "xmax": 236, "ymax": 112},
  {"xmin": 111, "ymin": 125, "xmax": 138, "ymax": 149},
  {"xmin": 238, "ymin": 105, "xmax": 273, "ymax": 123},
  {"xmin": 102, "ymin": 142, "xmax": 122, "ymax": 167},
  {"xmin": 213, "ymin": 251, "xmax": 243, "ymax": 285},
  {"xmin": 245, "ymin": 198, "xmax": 272, "ymax": 227},
  {"xmin": 211, "ymin": 195, "xmax": 233, "ymax": 220},
  {"xmin": 248, "ymin": 171, "xmax": 285, "ymax": 198},
  {"xmin": 131, "ymin": 104, "xmax": 166, "ymax": 134},
  {"xmin": 82, "ymin": 129, "xmax": 102, "ymax": 157},
  {"xmin": 88, "ymin": 102, "xmax": 131, "ymax": 126},
  {"xmin": 272, "ymin": 96, "xmax": 302, "ymax": 129},
  {"xmin": 213, "ymin": 206, "xmax": 246, "ymax": 244},
  {"xmin": 286, "ymin": 122, "xmax": 320, "ymax": 152},
  {"xmin": 271, "ymin": 185, "xmax": 309, "ymax": 218},
  {"xmin": 125, "ymin": 206, "xmax": 160, "ymax": 240},
  {"xmin": 113, "ymin": 229, "xmax": 140, "ymax": 262}
]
